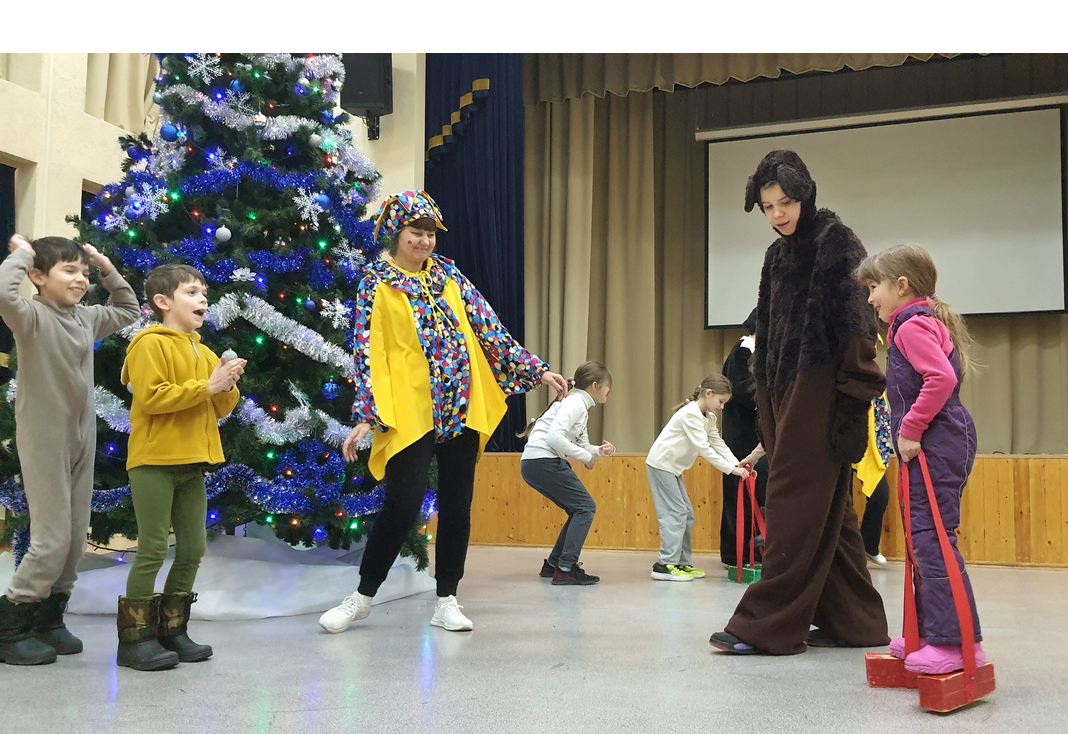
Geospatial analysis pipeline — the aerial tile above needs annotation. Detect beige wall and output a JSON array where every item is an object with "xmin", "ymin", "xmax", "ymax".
[
  {"xmin": 0, "ymin": 52, "xmax": 427, "ymax": 240},
  {"xmin": 0, "ymin": 54, "xmax": 132, "ymax": 240},
  {"xmin": 350, "ymin": 53, "xmax": 426, "ymax": 204}
]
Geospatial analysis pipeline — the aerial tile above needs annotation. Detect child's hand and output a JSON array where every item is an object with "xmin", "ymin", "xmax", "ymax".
[
  {"xmin": 342, "ymin": 423, "xmax": 372, "ymax": 462},
  {"xmin": 81, "ymin": 244, "xmax": 114, "ymax": 275},
  {"xmin": 897, "ymin": 437, "xmax": 921, "ymax": 463},
  {"xmin": 208, "ymin": 357, "xmax": 246, "ymax": 394},
  {"xmin": 731, "ymin": 466, "xmax": 751, "ymax": 479},
  {"xmin": 8, "ymin": 235, "xmax": 34, "ymax": 256},
  {"xmin": 583, "ymin": 459, "xmax": 596, "ymax": 470},
  {"xmin": 598, "ymin": 441, "xmax": 615, "ymax": 457}
]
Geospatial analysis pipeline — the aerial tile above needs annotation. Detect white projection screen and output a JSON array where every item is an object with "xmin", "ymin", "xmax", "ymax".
[{"xmin": 705, "ymin": 106, "xmax": 1067, "ymax": 328}]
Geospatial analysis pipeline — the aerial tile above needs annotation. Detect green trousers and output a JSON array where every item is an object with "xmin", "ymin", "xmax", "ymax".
[{"xmin": 125, "ymin": 464, "xmax": 208, "ymax": 598}]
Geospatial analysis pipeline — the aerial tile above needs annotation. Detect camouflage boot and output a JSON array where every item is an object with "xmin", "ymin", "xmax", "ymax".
[
  {"xmin": 33, "ymin": 591, "xmax": 83, "ymax": 654},
  {"xmin": 0, "ymin": 595, "xmax": 57, "ymax": 666},
  {"xmin": 116, "ymin": 596, "xmax": 179, "ymax": 671},
  {"xmin": 158, "ymin": 592, "xmax": 212, "ymax": 662}
]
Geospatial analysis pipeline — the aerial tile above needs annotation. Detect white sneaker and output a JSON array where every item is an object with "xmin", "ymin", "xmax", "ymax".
[
  {"xmin": 318, "ymin": 592, "xmax": 372, "ymax": 633},
  {"xmin": 430, "ymin": 595, "xmax": 473, "ymax": 631},
  {"xmin": 866, "ymin": 552, "xmax": 887, "ymax": 566}
]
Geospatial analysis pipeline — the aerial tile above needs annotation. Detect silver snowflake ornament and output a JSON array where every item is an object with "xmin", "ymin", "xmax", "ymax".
[
  {"xmin": 103, "ymin": 211, "xmax": 131, "ymax": 232},
  {"xmin": 292, "ymin": 187, "xmax": 324, "ymax": 231},
  {"xmin": 187, "ymin": 53, "xmax": 222, "ymax": 84},
  {"xmin": 230, "ymin": 267, "xmax": 257, "ymax": 282},
  {"xmin": 331, "ymin": 238, "xmax": 366, "ymax": 269},
  {"xmin": 320, "ymin": 298, "xmax": 352, "ymax": 330},
  {"xmin": 126, "ymin": 183, "xmax": 170, "ymax": 220}
]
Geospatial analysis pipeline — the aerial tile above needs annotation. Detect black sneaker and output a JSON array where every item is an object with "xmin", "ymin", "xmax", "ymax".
[
  {"xmin": 709, "ymin": 631, "xmax": 764, "ymax": 655},
  {"xmin": 539, "ymin": 559, "xmax": 556, "ymax": 578},
  {"xmin": 551, "ymin": 563, "xmax": 599, "ymax": 585}
]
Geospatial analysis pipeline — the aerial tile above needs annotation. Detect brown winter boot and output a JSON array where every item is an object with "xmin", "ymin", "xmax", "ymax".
[
  {"xmin": 116, "ymin": 596, "xmax": 179, "ymax": 671},
  {"xmin": 34, "ymin": 591, "xmax": 83, "ymax": 654},
  {"xmin": 0, "ymin": 595, "xmax": 58, "ymax": 666},
  {"xmin": 157, "ymin": 592, "xmax": 212, "ymax": 662}
]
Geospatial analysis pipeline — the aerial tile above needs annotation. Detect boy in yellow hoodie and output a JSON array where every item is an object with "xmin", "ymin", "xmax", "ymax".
[{"xmin": 117, "ymin": 264, "xmax": 246, "ymax": 671}]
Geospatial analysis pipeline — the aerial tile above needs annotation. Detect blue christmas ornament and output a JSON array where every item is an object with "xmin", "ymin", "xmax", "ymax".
[
  {"xmin": 319, "ymin": 110, "xmax": 335, "ymax": 126},
  {"xmin": 322, "ymin": 382, "xmax": 340, "ymax": 400},
  {"xmin": 229, "ymin": 79, "xmax": 245, "ymax": 95},
  {"xmin": 153, "ymin": 92, "xmax": 163, "ymax": 105},
  {"xmin": 160, "ymin": 124, "xmax": 179, "ymax": 142},
  {"xmin": 303, "ymin": 299, "xmax": 318, "ymax": 312},
  {"xmin": 127, "ymin": 146, "xmax": 142, "ymax": 160},
  {"xmin": 314, "ymin": 193, "xmax": 330, "ymax": 209}
]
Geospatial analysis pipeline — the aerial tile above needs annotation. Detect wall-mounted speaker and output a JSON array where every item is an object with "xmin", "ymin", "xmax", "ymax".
[{"xmin": 340, "ymin": 53, "xmax": 393, "ymax": 118}]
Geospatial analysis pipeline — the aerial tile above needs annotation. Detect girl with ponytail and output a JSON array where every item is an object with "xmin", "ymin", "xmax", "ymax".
[
  {"xmin": 646, "ymin": 375, "xmax": 754, "ymax": 582},
  {"xmin": 857, "ymin": 243, "xmax": 986, "ymax": 675},
  {"xmin": 520, "ymin": 362, "xmax": 615, "ymax": 585}
]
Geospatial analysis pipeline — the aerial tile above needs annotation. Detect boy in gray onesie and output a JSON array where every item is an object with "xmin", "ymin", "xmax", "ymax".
[{"xmin": 0, "ymin": 234, "xmax": 140, "ymax": 666}]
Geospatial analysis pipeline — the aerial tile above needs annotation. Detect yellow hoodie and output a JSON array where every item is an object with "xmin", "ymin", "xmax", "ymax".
[{"xmin": 122, "ymin": 325, "xmax": 240, "ymax": 470}]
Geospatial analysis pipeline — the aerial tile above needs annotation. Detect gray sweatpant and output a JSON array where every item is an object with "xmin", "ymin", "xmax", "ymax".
[
  {"xmin": 520, "ymin": 458, "xmax": 596, "ymax": 568},
  {"xmin": 647, "ymin": 465, "xmax": 695, "ymax": 566}
]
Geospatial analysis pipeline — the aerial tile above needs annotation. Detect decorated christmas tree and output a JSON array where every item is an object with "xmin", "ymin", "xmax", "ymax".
[{"xmin": 0, "ymin": 53, "xmax": 432, "ymax": 568}]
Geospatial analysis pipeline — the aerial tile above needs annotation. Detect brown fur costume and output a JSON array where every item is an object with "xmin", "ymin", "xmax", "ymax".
[{"xmin": 723, "ymin": 150, "xmax": 889, "ymax": 655}]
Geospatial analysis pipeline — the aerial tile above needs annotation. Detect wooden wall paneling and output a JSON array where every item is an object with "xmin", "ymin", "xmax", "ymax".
[{"xmin": 422, "ymin": 454, "xmax": 1068, "ymax": 567}]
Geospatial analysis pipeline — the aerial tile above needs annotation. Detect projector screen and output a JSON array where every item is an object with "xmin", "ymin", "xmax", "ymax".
[{"xmin": 705, "ymin": 107, "xmax": 1066, "ymax": 328}]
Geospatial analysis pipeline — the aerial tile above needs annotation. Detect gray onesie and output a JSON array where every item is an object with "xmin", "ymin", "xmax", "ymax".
[{"xmin": 0, "ymin": 248, "xmax": 140, "ymax": 603}]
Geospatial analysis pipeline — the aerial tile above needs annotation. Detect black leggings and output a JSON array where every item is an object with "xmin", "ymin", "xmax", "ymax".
[
  {"xmin": 357, "ymin": 428, "xmax": 479, "ymax": 598},
  {"xmin": 859, "ymin": 474, "xmax": 890, "ymax": 556}
]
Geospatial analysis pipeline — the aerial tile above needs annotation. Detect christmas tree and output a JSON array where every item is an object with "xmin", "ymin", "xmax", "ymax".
[{"xmin": 0, "ymin": 53, "xmax": 432, "ymax": 568}]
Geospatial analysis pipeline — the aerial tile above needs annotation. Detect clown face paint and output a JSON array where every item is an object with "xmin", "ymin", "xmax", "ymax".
[{"xmin": 393, "ymin": 225, "xmax": 437, "ymax": 272}]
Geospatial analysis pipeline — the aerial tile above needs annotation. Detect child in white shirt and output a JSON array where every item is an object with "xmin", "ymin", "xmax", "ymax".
[
  {"xmin": 646, "ymin": 375, "xmax": 750, "ymax": 581},
  {"xmin": 520, "ymin": 362, "xmax": 615, "ymax": 585}
]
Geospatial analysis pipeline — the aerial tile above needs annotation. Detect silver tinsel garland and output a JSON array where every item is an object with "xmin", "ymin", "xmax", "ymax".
[
  {"xmin": 205, "ymin": 293, "xmax": 356, "ymax": 378},
  {"xmin": 159, "ymin": 85, "xmax": 377, "ymax": 182},
  {"xmin": 7, "ymin": 376, "xmax": 363, "ymax": 449}
]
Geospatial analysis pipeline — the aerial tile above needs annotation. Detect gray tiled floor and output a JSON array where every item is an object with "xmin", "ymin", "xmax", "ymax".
[{"xmin": 2, "ymin": 546, "xmax": 1064, "ymax": 733}]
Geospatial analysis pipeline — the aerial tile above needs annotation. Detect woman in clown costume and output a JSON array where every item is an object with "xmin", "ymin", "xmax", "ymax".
[{"xmin": 319, "ymin": 191, "xmax": 567, "ymax": 633}]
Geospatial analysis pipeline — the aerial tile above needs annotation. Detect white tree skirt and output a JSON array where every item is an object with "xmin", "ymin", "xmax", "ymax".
[{"xmin": 0, "ymin": 524, "xmax": 434, "ymax": 620}]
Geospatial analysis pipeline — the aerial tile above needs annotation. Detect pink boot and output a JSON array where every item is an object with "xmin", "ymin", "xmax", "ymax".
[
  {"xmin": 889, "ymin": 636, "xmax": 926, "ymax": 659},
  {"xmin": 904, "ymin": 643, "xmax": 987, "ymax": 674}
]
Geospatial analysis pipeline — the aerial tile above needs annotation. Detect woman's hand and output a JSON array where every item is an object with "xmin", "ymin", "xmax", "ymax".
[
  {"xmin": 342, "ymin": 423, "xmax": 372, "ymax": 462},
  {"xmin": 897, "ymin": 436, "xmax": 921, "ymax": 463},
  {"xmin": 583, "ymin": 459, "xmax": 596, "ymax": 470},
  {"xmin": 541, "ymin": 371, "xmax": 569, "ymax": 399},
  {"xmin": 598, "ymin": 441, "xmax": 615, "ymax": 457}
]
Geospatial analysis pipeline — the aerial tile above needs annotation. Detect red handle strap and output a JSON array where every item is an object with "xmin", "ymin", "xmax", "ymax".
[
  {"xmin": 917, "ymin": 450, "xmax": 978, "ymax": 695},
  {"xmin": 897, "ymin": 462, "xmax": 923, "ymax": 658},
  {"xmin": 735, "ymin": 471, "xmax": 764, "ymax": 582}
]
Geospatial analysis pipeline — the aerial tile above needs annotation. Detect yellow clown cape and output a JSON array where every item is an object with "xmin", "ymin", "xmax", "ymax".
[
  {"xmin": 365, "ymin": 273, "xmax": 508, "ymax": 480},
  {"xmin": 853, "ymin": 395, "xmax": 888, "ymax": 498}
]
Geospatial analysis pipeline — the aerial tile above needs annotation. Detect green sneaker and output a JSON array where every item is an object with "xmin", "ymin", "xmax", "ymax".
[
  {"xmin": 651, "ymin": 563, "xmax": 694, "ymax": 582},
  {"xmin": 676, "ymin": 564, "xmax": 705, "ymax": 578}
]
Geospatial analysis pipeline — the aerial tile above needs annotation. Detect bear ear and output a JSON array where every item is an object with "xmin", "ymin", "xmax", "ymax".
[
  {"xmin": 776, "ymin": 164, "xmax": 814, "ymax": 202},
  {"xmin": 744, "ymin": 175, "xmax": 759, "ymax": 212}
]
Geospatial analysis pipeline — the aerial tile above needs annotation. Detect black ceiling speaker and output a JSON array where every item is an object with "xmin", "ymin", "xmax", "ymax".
[{"xmin": 340, "ymin": 54, "xmax": 393, "ymax": 139}]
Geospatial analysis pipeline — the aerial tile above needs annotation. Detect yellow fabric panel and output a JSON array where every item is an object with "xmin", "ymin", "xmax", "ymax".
[
  {"xmin": 440, "ymin": 279, "xmax": 508, "ymax": 452},
  {"xmin": 853, "ymin": 401, "xmax": 886, "ymax": 497},
  {"xmin": 366, "ymin": 281, "xmax": 434, "ymax": 480},
  {"xmin": 365, "ymin": 278, "xmax": 509, "ymax": 480}
]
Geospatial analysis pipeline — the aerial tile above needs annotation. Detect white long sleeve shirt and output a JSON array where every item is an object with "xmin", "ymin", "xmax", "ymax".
[
  {"xmin": 646, "ymin": 400, "xmax": 740, "ymax": 476},
  {"xmin": 521, "ymin": 389, "xmax": 602, "ymax": 463}
]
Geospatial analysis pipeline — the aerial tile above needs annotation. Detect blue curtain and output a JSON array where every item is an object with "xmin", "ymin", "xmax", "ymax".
[{"xmin": 424, "ymin": 53, "xmax": 529, "ymax": 451}]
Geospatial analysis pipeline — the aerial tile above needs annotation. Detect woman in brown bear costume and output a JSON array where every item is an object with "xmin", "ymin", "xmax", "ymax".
[{"xmin": 709, "ymin": 150, "xmax": 890, "ymax": 655}]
